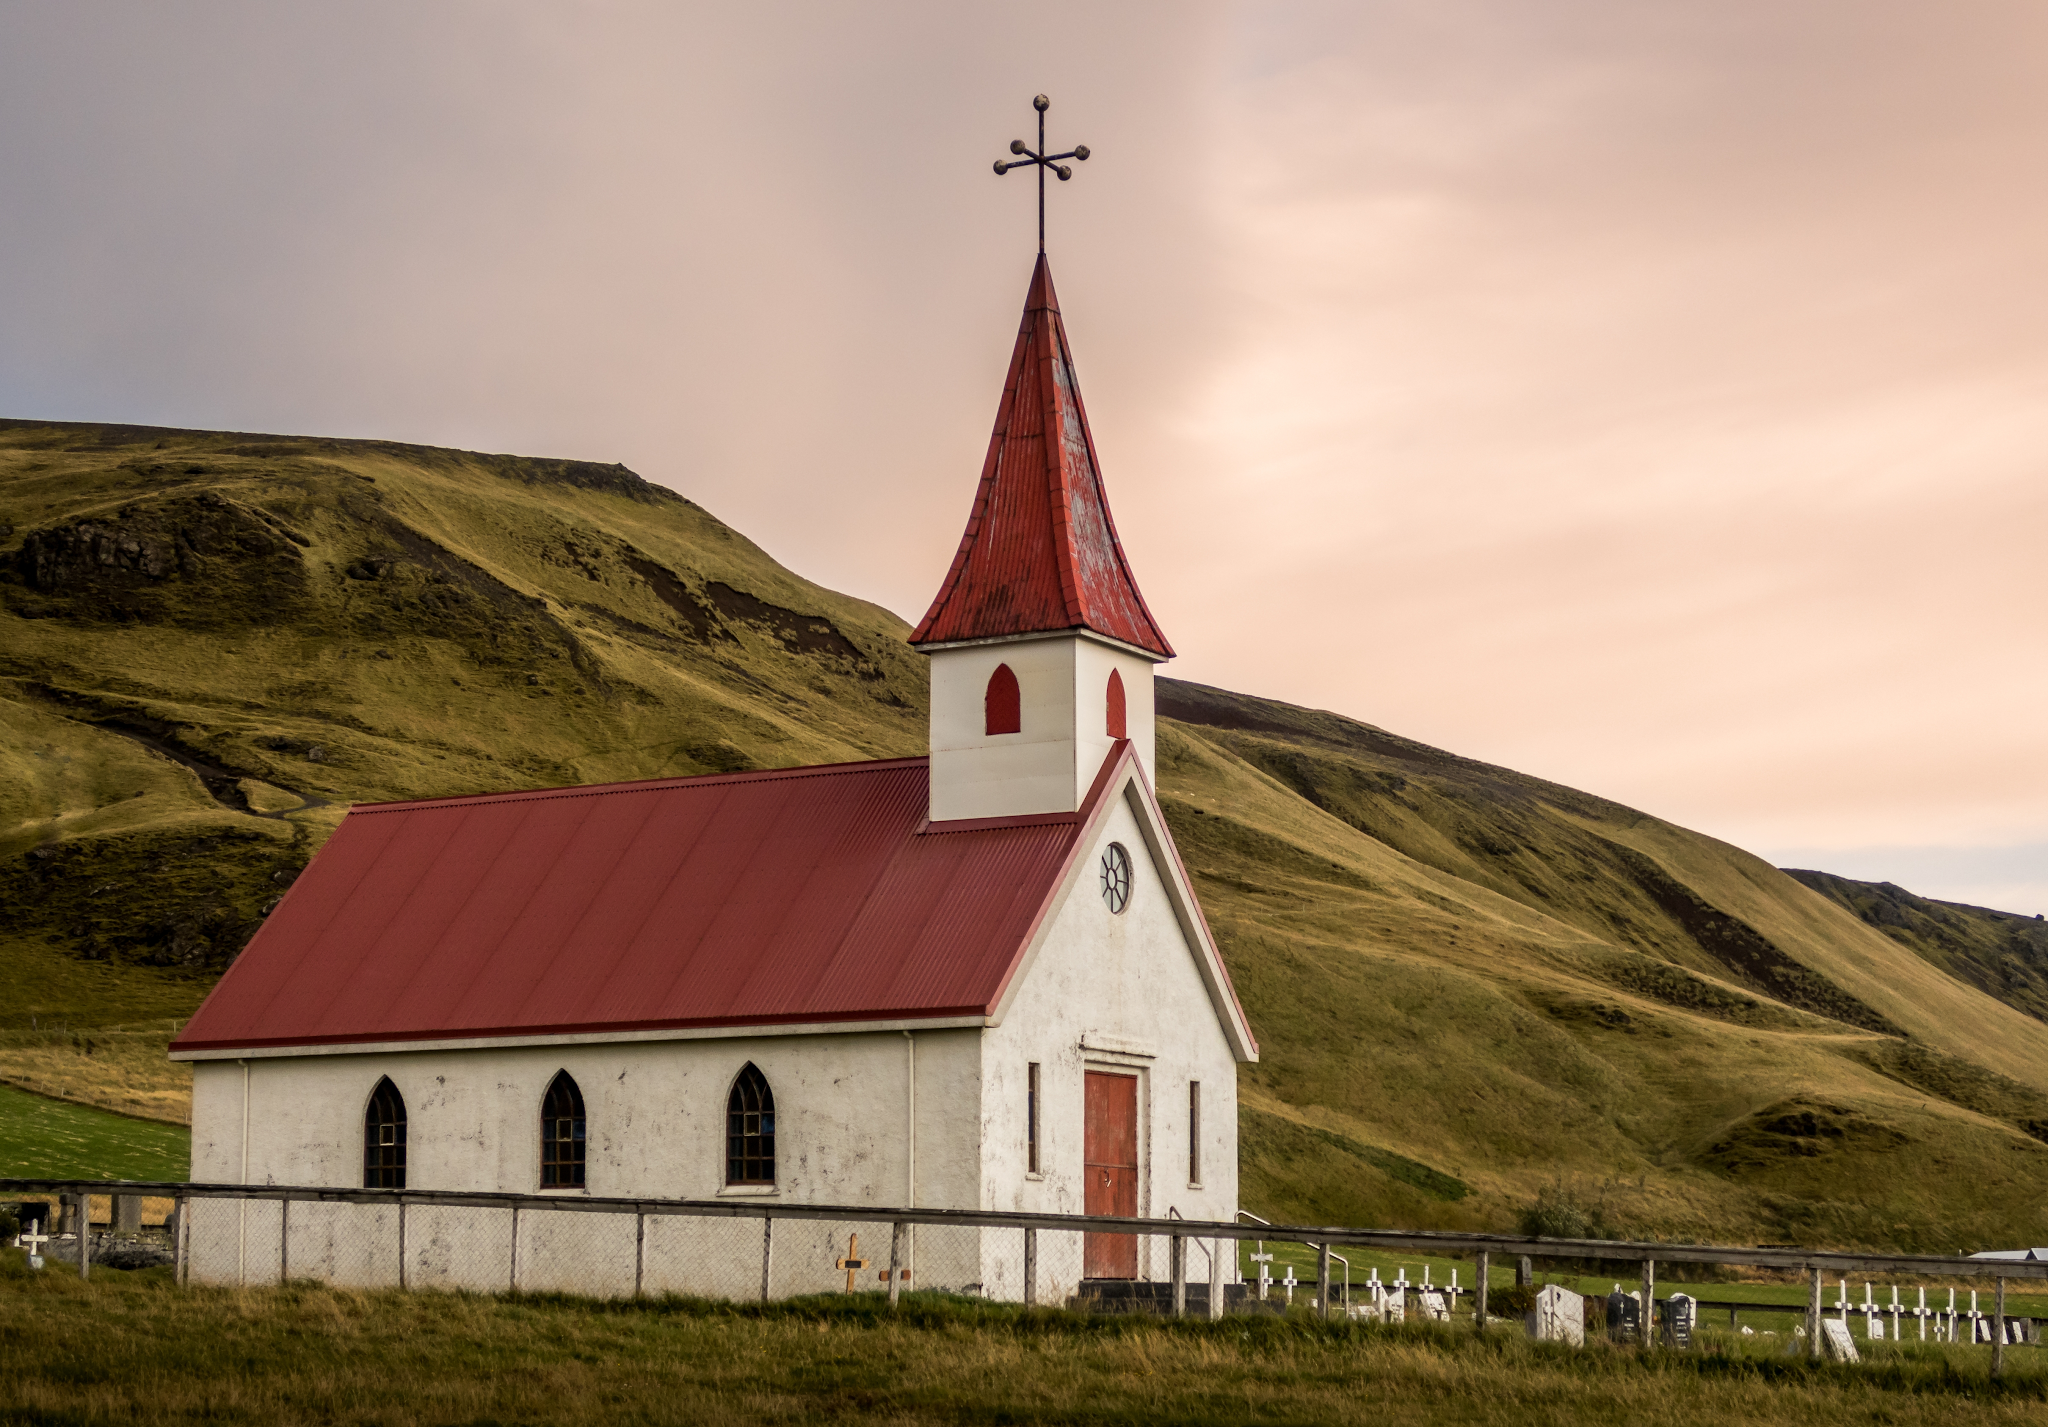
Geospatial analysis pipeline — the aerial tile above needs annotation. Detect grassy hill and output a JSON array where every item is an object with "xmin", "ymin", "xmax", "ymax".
[
  {"xmin": 1785, "ymin": 870, "xmax": 2048, "ymax": 1026},
  {"xmin": 4, "ymin": 417, "xmax": 2045, "ymax": 1253}
]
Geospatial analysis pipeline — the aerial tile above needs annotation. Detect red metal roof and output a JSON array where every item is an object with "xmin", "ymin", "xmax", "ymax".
[
  {"xmin": 911, "ymin": 256, "xmax": 1174, "ymax": 658},
  {"xmin": 171, "ymin": 758, "xmax": 1097, "ymax": 1052}
]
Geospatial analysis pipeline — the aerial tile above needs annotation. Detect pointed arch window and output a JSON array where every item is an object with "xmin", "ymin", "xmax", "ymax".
[
  {"xmin": 726, "ymin": 1063, "xmax": 776, "ymax": 1186},
  {"xmin": 364, "ymin": 1078, "xmax": 407, "ymax": 1190},
  {"xmin": 1106, "ymin": 668, "xmax": 1127, "ymax": 739},
  {"xmin": 541, "ymin": 1071, "xmax": 586, "ymax": 1188},
  {"xmin": 985, "ymin": 663, "xmax": 1021, "ymax": 736}
]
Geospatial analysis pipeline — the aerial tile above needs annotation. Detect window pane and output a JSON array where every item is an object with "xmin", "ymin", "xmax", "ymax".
[{"xmin": 726, "ymin": 1065, "xmax": 776, "ymax": 1185}]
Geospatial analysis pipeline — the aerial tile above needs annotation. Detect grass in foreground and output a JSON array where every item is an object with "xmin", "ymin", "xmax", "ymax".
[{"xmin": 2, "ymin": 1254, "xmax": 2044, "ymax": 1426}]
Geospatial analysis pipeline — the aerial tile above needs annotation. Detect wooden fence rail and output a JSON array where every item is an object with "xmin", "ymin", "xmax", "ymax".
[{"xmin": 7, "ymin": 1177, "xmax": 2044, "ymax": 1282}]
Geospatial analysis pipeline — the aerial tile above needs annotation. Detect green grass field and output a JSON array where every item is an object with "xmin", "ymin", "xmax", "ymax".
[
  {"xmin": 1, "ymin": 1254, "xmax": 2044, "ymax": 1426},
  {"xmin": 0, "ymin": 1084, "xmax": 188, "ymax": 1181}
]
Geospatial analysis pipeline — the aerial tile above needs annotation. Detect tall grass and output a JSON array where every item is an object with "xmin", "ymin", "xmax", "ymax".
[{"xmin": 3, "ymin": 1253, "xmax": 2043, "ymax": 1426}]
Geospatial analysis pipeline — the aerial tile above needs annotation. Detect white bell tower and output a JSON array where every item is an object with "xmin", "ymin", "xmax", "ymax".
[
  {"xmin": 911, "ymin": 256, "xmax": 1173, "ymax": 825},
  {"xmin": 923, "ymin": 634, "xmax": 1159, "ymax": 822}
]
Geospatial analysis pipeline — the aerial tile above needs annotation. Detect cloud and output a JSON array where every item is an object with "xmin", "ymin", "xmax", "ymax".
[{"xmin": 0, "ymin": 0, "xmax": 2042, "ymax": 864}]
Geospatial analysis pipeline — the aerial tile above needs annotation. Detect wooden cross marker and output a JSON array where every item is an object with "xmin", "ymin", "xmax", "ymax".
[
  {"xmin": 835, "ymin": 1234, "xmax": 869, "ymax": 1293},
  {"xmin": 17, "ymin": 1222, "xmax": 48, "ymax": 1267},
  {"xmin": 1250, "ymin": 1250, "xmax": 1273, "ymax": 1300}
]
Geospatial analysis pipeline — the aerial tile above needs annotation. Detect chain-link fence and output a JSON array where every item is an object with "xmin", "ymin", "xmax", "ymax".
[{"xmin": 174, "ymin": 1192, "xmax": 1249, "ymax": 1312}]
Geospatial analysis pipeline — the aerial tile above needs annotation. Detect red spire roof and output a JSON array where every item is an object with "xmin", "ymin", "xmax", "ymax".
[{"xmin": 911, "ymin": 256, "xmax": 1173, "ymax": 658}]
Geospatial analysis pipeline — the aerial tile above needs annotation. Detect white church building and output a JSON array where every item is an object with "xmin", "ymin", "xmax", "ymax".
[{"xmin": 171, "ymin": 255, "xmax": 1258, "ymax": 1299}]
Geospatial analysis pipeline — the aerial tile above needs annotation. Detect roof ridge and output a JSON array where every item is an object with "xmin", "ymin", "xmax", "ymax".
[{"xmin": 349, "ymin": 755, "xmax": 930, "ymax": 814}]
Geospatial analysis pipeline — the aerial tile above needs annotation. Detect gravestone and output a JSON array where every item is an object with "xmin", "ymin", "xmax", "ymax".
[
  {"xmin": 1605, "ymin": 1285, "xmax": 1640, "ymax": 1343},
  {"xmin": 1528, "ymin": 1284, "xmax": 1585, "ymax": 1346},
  {"xmin": 1821, "ymin": 1319, "xmax": 1860, "ymax": 1363},
  {"xmin": 1664, "ymin": 1292, "xmax": 1696, "ymax": 1349},
  {"xmin": 1418, "ymin": 1291, "xmax": 1449, "ymax": 1322},
  {"xmin": 114, "ymin": 1196, "xmax": 142, "ymax": 1233}
]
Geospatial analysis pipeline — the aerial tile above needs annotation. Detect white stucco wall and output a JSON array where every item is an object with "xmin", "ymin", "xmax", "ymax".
[
  {"xmin": 973, "ymin": 791, "xmax": 1241, "ymax": 1301},
  {"xmin": 926, "ymin": 635, "xmax": 1158, "ymax": 821},
  {"xmin": 188, "ymin": 1028, "xmax": 983, "ymax": 1293}
]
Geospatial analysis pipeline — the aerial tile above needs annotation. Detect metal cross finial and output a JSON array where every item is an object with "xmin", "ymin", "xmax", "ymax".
[{"xmin": 992, "ymin": 94, "xmax": 1090, "ymax": 254}]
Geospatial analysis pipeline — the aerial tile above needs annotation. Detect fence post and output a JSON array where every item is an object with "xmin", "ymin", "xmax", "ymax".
[
  {"xmin": 1317, "ymin": 1243, "xmax": 1331, "ymax": 1322},
  {"xmin": 1209, "ymin": 1236, "xmax": 1225, "ymax": 1320},
  {"xmin": 279, "ymin": 1195, "xmax": 289, "ymax": 1285},
  {"xmin": 1807, "ymin": 1267, "xmax": 1822, "ymax": 1359},
  {"xmin": 888, "ymin": 1221, "xmax": 907, "ymax": 1308},
  {"xmin": 1170, "ymin": 1235, "xmax": 1187, "ymax": 1318},
  {"xmin": 759, "ymin": 1216, "xmax": 773, "ymax": 1304},
  {"xmin": 74, "ymin": 1192, "xmax": 90, "ymax": 1281},
  {"xmin": 174, "ymin": 1194, "xmax": 191, "ymax": 1287},
  {"xmin": 1476, "ymin": 1251, "xmax": 1489, "ymax": 1333},
  {"xmin": 509, "ymin": 1205, "xmax": 520, "ymax": 1292},
  {"xmin": 634, "ymin": 1210, "xmax": 646, "ymax": 1298},
  {"xmin": 398, "ymin": 1199, "xmax": 408, "ymax": 1291},
  {"xmin": 1993, "ymin": 1278, "xmax": 2006, "ymax": 1380},
  {"xmin": 1023, "ymin": 1227, "xmax": 1037, "ymax": 1308},
  {"xmin": 1639, "ymin": 1259, "xmax": 1655, "ymax": 1349}
]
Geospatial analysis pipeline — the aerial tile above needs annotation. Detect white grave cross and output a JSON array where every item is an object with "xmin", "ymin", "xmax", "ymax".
[
  {"xmin": 1281, "ymin": 1265, "xmax": 1297, "ymax": 1307},
  {"xmin": 17, "ymin": 1223, "xmax": 48, "ymax": 1269},
  {"xmin": 1251, "ymin": 1251, "xmax": 1274, "ymax": 1301}
]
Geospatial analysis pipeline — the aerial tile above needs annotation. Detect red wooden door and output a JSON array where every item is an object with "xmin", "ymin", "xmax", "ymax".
[{"xmin": 1083, "ymin": 1071, "xmax": 1139, "ymax": 1278}]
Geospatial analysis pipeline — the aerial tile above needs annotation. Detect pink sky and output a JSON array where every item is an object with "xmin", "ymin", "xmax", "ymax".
[{"xmin": 2, "ymin": 2, "xmax": 2043, "ymax": 912}]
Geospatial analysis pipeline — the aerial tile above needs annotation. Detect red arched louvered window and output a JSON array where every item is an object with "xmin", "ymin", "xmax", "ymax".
[
  {"xmin": 985, "ymin": 663, "xmax": 1021, "ymax": 736},
  {"xmin": 1106, "ymin": 669, "xmax": 1127, "ymax": 739}
]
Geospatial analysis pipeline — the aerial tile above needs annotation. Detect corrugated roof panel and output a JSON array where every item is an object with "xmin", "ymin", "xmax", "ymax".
[
  {"xmin": 172, "ymin": 759, "xmax": 1089, "ymax": 1052},
  {"xmin": 911, "ymin": 255, "xmax": 1173, "ymax": 658}
]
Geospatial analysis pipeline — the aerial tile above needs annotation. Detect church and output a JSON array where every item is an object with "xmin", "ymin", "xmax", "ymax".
[{"xmin": 171, "ymin": 255, "xmax": 1258, "ymax": 1298}]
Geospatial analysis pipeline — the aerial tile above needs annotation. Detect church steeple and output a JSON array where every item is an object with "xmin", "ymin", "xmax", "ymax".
[
  {"xmin": 912, "ymin": 255, "xmax": 1172, "ymax": 659},
  {"xmin": 917, "ymin": 257, "xmax": 1171, "ymax": 823}
]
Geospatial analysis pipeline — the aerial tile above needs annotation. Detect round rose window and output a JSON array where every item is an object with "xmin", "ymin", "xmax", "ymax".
[{"xmin": 1100, "ymin": 842, "xmax": 1132, "ymax": 914}]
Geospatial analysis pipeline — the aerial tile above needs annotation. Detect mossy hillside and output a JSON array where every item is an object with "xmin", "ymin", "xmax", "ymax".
[
  {"xmin": 1789, "ymin": 870, "xmax": 2048, "ymax": 1025},
  {"xmin": 0, "ymin": 419, "xmax": 927, "ymax": 982},
  {"xmin": 6, "ymin": 419, "xmax": 2048, "ymax": 1253},
  {"xmin": 1154, "ymin": 720, "xmax": 2048, "ymax": 1250}
]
